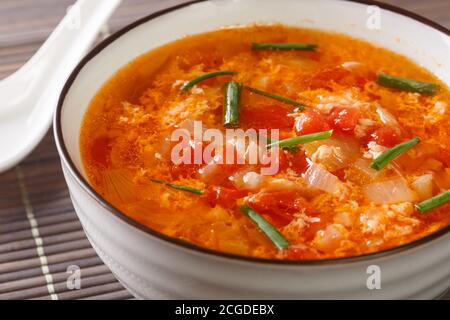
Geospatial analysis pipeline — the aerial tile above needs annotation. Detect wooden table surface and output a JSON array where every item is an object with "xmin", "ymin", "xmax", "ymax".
[{"xmin": 0, "ymin": 0, "xmax": 449, "ymax": 300}]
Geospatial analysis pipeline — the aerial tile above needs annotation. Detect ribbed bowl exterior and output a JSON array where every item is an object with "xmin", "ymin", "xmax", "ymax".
[{"xmin": 62, "ymin": 163, "xmax": 450, "ymax": 299}]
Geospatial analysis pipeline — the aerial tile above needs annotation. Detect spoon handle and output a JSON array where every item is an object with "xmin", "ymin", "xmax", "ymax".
[
  {"xmin": 0, "ymin": 0, "xmax": 122, "ymax": 113},
  {"xmin": 0, "ymin": 0, "xmax": 122, "ymax": 172},
  {"xmin": 17, "ymin": 0, "xmax": 122, "ymax": 77}
]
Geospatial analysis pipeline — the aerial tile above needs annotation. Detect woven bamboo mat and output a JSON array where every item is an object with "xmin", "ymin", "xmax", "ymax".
[{"xmin": 0, "ymin": 0, "xmax": 449, "ymax": 300}]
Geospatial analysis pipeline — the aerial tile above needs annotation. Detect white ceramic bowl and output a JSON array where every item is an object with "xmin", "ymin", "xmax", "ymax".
[{"xmin": 55, "ymin": 0, "xmax": 450, "ymax": 299}]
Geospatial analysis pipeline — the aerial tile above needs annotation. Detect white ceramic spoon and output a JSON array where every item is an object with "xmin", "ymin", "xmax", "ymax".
[{"xmin": 0, "ymin": 0, "xmax": 122, "ymax": 173}]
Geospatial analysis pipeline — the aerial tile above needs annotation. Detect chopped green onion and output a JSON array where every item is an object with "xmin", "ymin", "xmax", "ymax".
[
  {"xmin": 245, "ymin": 86, "xmax": 306, "ymax": 110},
  {"xmin": 415, "ymin": 190, "xmax": 450, "ymax": 214},
  {"xmin": 251, "ymin": 43, "xmax": 318, "ymax": 51},
  {"xmin": 181, "ymin": 71, "xmax": 237, "ymax": 92},
  {"xmin": 259, "ymin": 135, "xmax": 299, "ymax": 153},
  {"xmin": 377, "ymin": 74, "xmax": 439, "ymax": 95},
  {"xmin": 240, "ymin": 205, "xmax": 289, "ymax": 250},
  {"xmin": 267, "ymin": 130, "xmax": 333, "ymax": 149},
  {"xmin": 371, "ymin": 137, "xmax": 421, "ymax": 171},
  {"xmin": 150, "ymin": 179, "xmax": 204, "ymax": 195},
  {"xmin": 223, "ymin": 81, "xmax": 242, "ymax": 128}
]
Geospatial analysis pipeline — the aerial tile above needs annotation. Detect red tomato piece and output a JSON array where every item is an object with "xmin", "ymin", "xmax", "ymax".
[
  {"xmin": 309, "ymin": 66, "xmax": 350, "ymax": 89},
  {"xmin": 439, "ymin": 148, "xmax": 450, "ymax": 167},
  {"xmin": 327, "ymin": 107, "xmax": 360, "ymax": 134},
  {"xmin": 170, "ymin": 139, "xmax": 206, "ymax": 179},
  {"xmin": 90, "ymin": 136, "xmax": 110, "ymax": 167},
  {"xmin": 260, "ymin": 148, "xmax": 289, "ymax": 175},
  {"xmin": 330, "ymin": 169, "xmax": 346, "ymax": 181},
  {"xmin": 309, "ymin": 65, "xmax": 375, "ymax": 89},
  {"xmin": 294, "ymin": 109, "xmax": 331, "ymax": 136},
  {"xmin": 247, "ymin": 190, "xmax": 316, "ymax": 224},
  {"xmin": 241, "ymin": 105, "xmax": 294, "ymax": 130},
  {"xmin": 286, "ymin": 151, "xmax": 308, "ymax": 174},
  {"xmin": 170, "ymin": 164, "xmax": 200, "ymax": 180},
  {"xmin": 203, "ymin": 186, "xmax": 247, "ymax": 208},
  {"xmin": 371, "ymin": 126, "xmax": 402, "ymax": 147}
]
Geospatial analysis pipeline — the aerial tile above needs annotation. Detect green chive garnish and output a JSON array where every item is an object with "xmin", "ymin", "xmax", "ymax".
[
  {"xmin": 264, "ymin": 135, "xmax": 300, "ymax": 153},
  {"xmin": 240, "ymin": 205, "xmax": 289, "ymax": 250},
  {"xmin": 245, "ymin": 86, "xmax": 306, "ymax": 110},
  {"xmin": 371, "ymin": 137, "xmax": 421, "ymax": 171},
  {"xmin": 377, "ymin": 74, "xmax": 439, "ymax": 95},
  {"xmin": 415, "ymin": 190, "xmax": 450, "ymax": 214},
  {"xmin": 224, "ymin": 81, "xmax": 242, "ymax": 128},
  {"xmin": 266, "ymin": 130, "xmax": 333, "ymax": 150},
  {"xmin": 415, "ymin": 190, "xmax": 450, "ymax": 213},
  {"xmin": 150, "ymin": 179, "xmax": 204, "ymax": 195},
  {"xmin": 251, "ymin": 43, "xmax": 318, "ymax": 51},
  {"xmin": 181, "ymin": 71, "xmax": 237, "ymax": 92}
]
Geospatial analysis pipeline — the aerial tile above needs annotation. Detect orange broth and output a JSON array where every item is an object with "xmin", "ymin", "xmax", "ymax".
[{"xmin": 80, "ymin": 25, "xmax": 450, "ymax": 260}]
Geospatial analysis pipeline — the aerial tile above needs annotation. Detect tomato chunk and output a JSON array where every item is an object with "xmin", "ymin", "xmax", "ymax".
[
  {"xmin": 203, "ymin": 186, "xmax": 247, "ymax": 208},
  {"xmin": 286, "ymin": 151, "xmax": 308, "ymax": 174},
  {"xmin": 327, "ymin": 107, "xmax": 360, "ymax": 134},
  {"xmin": 90, "ymin": 136, "xmax": 110, "ymax": 167},
  {"xmin": 260, "ymin": 147, "xmax": 289, "ymax": 175},
  {"xmin": 241, "ymin": 105, "xmax": 294, "ymax": 130},
  {"xmin": 247, "ymin": 190, "xmax": 316, "ymax": 224},
  {"xmin": 371, "ymin": 126, "xmax": 402, "ymax": 147},
  {"xmin": 170, "ymin": 164, "xmax": 200, "ymax": 179},
  {"xmin": 294, "ymin": 109, "xmax": 331, "ymax": 136},
  {"xmin": 309, "ymin": 65, "xmax": 375, "ymax": 89},
  {"xmin": 439, "ymin": 148, "xmax": 450, "ymax": 167},
  {"xmin": 170, "ymin": 139, "xmax": 205, "ymax": 178}
]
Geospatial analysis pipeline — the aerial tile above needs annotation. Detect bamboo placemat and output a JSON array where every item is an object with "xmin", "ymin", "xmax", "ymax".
[{"xmin": 0, "ymin": 0, "xmax": 449, "ymax": 300}]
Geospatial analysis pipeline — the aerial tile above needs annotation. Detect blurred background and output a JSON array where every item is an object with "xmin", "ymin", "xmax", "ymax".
[{"xmin": 0, "ymin": 0, "xmax": 448, "ymax": 300}]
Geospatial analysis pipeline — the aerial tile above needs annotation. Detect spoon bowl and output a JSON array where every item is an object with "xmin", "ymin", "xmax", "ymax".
[{"xmin": 0, "ymin": 0, "xmax": 121, "ymax": 173}]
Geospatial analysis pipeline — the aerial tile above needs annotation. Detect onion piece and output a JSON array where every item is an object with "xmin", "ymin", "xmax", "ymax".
[
  {"xmin": 313, "ymin": 224, "xmax": 348, "ymax": 252},
  {"xmin": 306, "ymin": 137, "xmax": 360, "ymax": 171},
  {"xmin": 341, "ymin": 61, "xmax": 363, "ymax": 70},
  {"xmin": 303, "ymin": 162, "xmax": 344, "ymax": 195},
  {"xmin": 262, "ymin": 177, "xmax": 320, "ymax": 199},
  {"xmin": 411, "ymin": 173, "xmax": 434, "ymax": 201},
  {"xmin": 363, "ymin": 178, "xmax": 415, "ymax": 204},
  {"xmin": 376, "ymin": 105, "xmax": 399, "ymax": 126},
  {"xmin": 351, "ymin": 158, "xmax": 381, "ymax": 180},
  {"xmin": 230, "ymin": 170, "xmax": 264, "ymax": 191},
  {"xmin": 103, "ymin": 170, "xmax": 136, "ymax": 204},
  {"xmin": 198, "ymin": 154, "xmax": 230, "ymax": 184}
]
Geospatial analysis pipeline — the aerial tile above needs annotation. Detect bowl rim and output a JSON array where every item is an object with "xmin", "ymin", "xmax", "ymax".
[{"xmin": 54, "ymin": 0, "xmax": 450, "ymax": 266}]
